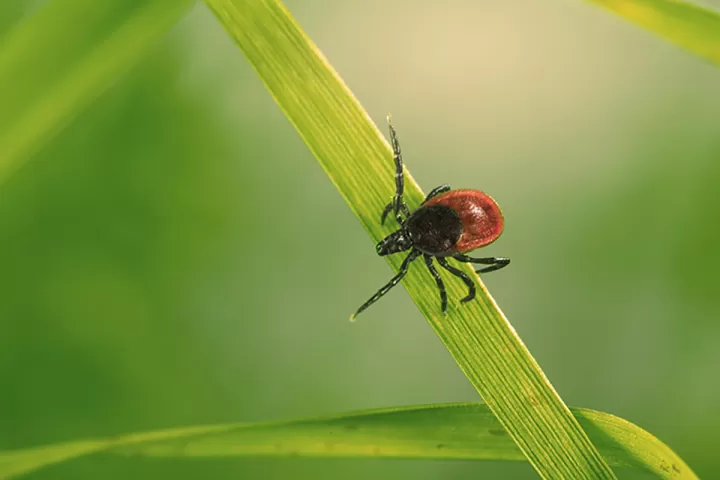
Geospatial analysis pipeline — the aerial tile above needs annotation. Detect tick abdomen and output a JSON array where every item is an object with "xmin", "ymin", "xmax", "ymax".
[
  {"xmin": 407, "ymin": 205, "xmax": 463, "ymax": 256},
  {"xmin": 423, "ymin": 189, "xmax": 504, "ymax": 252}
]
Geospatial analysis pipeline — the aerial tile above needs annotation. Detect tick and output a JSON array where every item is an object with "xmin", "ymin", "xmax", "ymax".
[{"xmin": 351, "ymin": 115, "xmax": 510, "ymax": 320}]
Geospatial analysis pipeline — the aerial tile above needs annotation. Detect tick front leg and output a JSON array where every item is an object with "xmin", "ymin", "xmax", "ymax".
[
  {"xmin": 436, "ymin": 257, "xmax": 476, "ymax": 303},
  {"xmin": 423, "ymin": 255, "xmax": 447, "ymax": 313},
  {"xmin": 380, "ymin": 184, "xmax": 449, "ymax": 225},
  {"xmin": 350, "ymin": 250, "xmax": 421, "ymax": 321},
  {"xmin": 453, "ymin": 254, "xmax": 510, "ymax": 274},
  {"xmin": 386, "ymin": 114, "xmax": 410, "ymax": 225},
  {"xmin": 380, "ymin": 201, "xmax": 411, "ymax": 226}
]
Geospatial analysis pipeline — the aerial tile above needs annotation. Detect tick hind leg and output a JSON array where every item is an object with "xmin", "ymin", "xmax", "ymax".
[
  {"xmin": 351, "ymin": 250, "xmax": 421, "ymax": 320},
  {"xmin": 380, "ymin": 115, "xmax": 411, "ymax": 225},
  {"xmin": 423, "ymin": 255, "xmax": 447, "ymax": 313},
  {"xmin": 437, "ymin": 257, "xmax": 476, "ymax": 304},
  {"xmin": 453, "ymin": 254, "xmax": 510, "ymax": 274}
]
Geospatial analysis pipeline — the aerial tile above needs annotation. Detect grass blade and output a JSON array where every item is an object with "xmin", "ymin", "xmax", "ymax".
[
  {"xmin": 202, "ymin": 0, "xmax": 618, "ymax": 478},
  {"xmin": 0, "ymin": 0, "xmax": 194, "ymax": 182},
  {"xmin": 588, "ymin": 0, "xmax": 720, "ymax": 64},
  {"xmin": 0, "ymin": 403, "xmax": 697, "ymax": 479}
]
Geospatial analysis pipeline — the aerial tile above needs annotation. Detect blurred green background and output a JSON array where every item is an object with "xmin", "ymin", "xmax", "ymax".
[{"xmin": 1, "ymin": 0, "xmax": 720, "ymax": 478}]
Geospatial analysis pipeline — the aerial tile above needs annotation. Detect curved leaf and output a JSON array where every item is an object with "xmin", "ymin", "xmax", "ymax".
[
  {"xmin": 588, "ymin": 0, "xmax": 720, "ymax": 64},
  {"xmin": 0, "ymin": 403, "xmax": 697, "ymax": 479}
]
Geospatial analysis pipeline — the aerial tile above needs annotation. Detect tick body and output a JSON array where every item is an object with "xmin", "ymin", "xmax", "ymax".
[{"xmin": 351, "ymin": 116, "xmax": 510, "ymax": 320}]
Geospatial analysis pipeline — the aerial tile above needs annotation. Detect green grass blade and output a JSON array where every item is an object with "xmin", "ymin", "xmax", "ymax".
[
  {"xmin": 0, "ymin": 0, "xmax": 194, "ymax": 182},
  {"xmin": 588, "ymin": 0, "xmax": 720, "ymax": 64},
  {"xmin": 202, "ymin": 0, "xmax": 616, "ymax": 478},
  {"xmin": 0, "ymin": 403, "xmax": 697, "ymax": 479}
]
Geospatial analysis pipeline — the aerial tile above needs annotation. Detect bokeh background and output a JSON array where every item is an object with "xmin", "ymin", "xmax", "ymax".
[{"xmin": 2, "ymin": 0, "xmax": 720, "ymax": 478}]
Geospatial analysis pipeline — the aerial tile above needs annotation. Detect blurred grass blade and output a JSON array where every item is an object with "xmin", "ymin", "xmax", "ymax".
[
  {"xmin": 0, "ymin": 0, "xmax": 194, "ymax": 182},
  {"xmin": 0, "ymin": 403, "xmax": 697, "ymax": 479},
  {"xmin": 588, "ymin": 0, "xmax": 720, "ymax": 64},
  {"xmin": 202, "ymin": 0, "xmax": 616, "ymax": 478}
]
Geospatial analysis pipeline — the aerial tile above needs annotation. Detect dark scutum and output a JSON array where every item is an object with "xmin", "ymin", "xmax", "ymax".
[{"xmin": 407, "ymin": 205, "xmax": 462, "ymax": 256}]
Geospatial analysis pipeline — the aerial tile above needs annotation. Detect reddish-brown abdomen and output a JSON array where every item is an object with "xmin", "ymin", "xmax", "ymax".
[{"xmin": 423, "ymin": 189, "xmax": 504, "ymax": 252}]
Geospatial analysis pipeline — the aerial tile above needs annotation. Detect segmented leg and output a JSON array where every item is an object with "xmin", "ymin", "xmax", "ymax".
[
  {"xmin": 424, "ymin": 255, "xmax": 447, "ymax": 313},
  {"xmin": 380, "ymin": 201, "xmax": 411, "ymax": 225},
  {"xmin": 351, "ymin": 250, "xmax": 421, "ymax": 320},
  {"xmin": 423, "ymin": 184, "xmax": 451, "ymax": 203},
  {"xmin": 388, "ymin": 115, "xmax": 404, "ymax": 220},
  {"xmin": 382, "ymin": 183, "xmax": 451, "ymax": 225},
  {"xmin": 378, "ymin": 114, "xmax": 412, "ymax": 226},
  {"xmin": 437, "ymin": 257, "xmax": 476, "ymax": 303},
  {"xmin": 453, "ymin": 254, "xmax": 510, "ymax": 274}
]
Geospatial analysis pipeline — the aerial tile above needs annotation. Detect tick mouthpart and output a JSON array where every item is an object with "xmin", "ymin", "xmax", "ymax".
[{"xmin": 375, "ymin": 230, "xmax": 413, "ymax": 256}]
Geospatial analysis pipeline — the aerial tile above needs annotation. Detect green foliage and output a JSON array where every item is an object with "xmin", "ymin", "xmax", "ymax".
[
  {"xmin": 0, "ymin": 0, "xmax": 193, "ymax": 181},
  {"xmin": 589, "ymin": 0, "xmax": 720, "ymax": 64},
  {"xmin": 202, "ymin": 0, "xmax": 619, "ymax": 478},
  {"xmin": 0, "ymin": 0, "xmax": 715, "ymax": 478},
  {"xmin": 0, "ymin": 403, "xmax": 698, "ymax": 479}
]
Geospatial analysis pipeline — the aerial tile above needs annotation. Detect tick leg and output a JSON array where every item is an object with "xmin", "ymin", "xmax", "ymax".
[
  {"xmin": 380, "ymin": 201, "xmax": 411, "ymax": 225},
  {"xmin": 380, "ymin": 183, "xmax": 448, "ymax": 225},
  {"xmin": 387, "ymin": 114, "xmax": 410, "ymax": 225},
  {"xmin": 437, "ymin": 257, "xmax": 476, "ymax": 303},
  {"xmin": 380, "ymin": 203, "xmax": 393, "ymax": 225},
  {"xmin": 423, "ymin": 255, "xmax": 447, "ymax": 313},
  {"xmin": 351, "ymin": 250, "xmax": 421, "ymax": 320},
  {"xmin": 423, "ymin": 184, "xmax": 451, "ymax": 203},
  {"xmin": 453, "ymin": 254, "xmax": 510, "ymax": 274}
]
